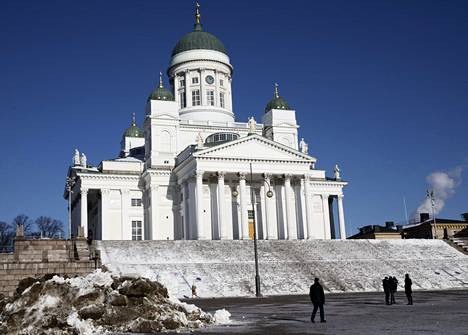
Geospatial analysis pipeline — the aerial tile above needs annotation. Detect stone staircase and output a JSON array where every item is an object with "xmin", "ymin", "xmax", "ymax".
[
  {"xmin": 97, "ymin": 239, "xmax": 468, "ymax": 298},
  {"xmin": 449, "ymin": 237, "xmax": 468, "ymax": 254}
]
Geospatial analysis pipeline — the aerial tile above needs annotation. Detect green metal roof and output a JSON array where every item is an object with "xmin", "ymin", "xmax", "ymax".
[
  {"xmin": 172, "ymin": 3, "xmax": 227, "ymax": 57},
  {"xmin": 265, "ymin": 84, "xmax": 292, "ymax": 112},
  {"xmin": 172, "ymin": 23, "xmax": 227, "ymax": 56},
  {"xmin": 148, "ymin": 73, "xmax": 175, "ymax": 102},
  {"xmin": 124, "ymin": 114, "xmax": 144, "ymax": 138}
]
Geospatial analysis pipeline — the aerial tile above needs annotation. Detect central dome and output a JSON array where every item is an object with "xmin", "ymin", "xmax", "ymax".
[
  {"xmin": 171, "ymin": 23, "xmax": 227, "ymax": 56},
  {"xmin": 171, "ymin": 3, "xmax": 227, "ymax": 57}
]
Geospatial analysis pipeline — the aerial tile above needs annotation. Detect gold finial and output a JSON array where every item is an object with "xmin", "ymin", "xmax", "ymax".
[
  {"xmin": 131, "ymin": 112, "xmax": 136, "ymax": 126},
  {"xmin": 274, "ymin": 83, "xmax": 280, "ymax": 98},
  {"xmin": 159, "ymin": 71, "xmax": 163, "ymax": 88},
  {"xmin": 195, "ymin": 2, "xmax": 201, "ymax": 24}
]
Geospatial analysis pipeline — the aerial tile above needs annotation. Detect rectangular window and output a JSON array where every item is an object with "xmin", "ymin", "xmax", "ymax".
[
  {"xmin": 131, "ymin": 198, "xmax": 142, "ymax": 207},
  {"xmin": 220, "ymin": 79, "xmax": 224, "ymax": 86},
  {"xmin": 192, "ymin": 77, "xmax": 199, "ymax": 84},
  {"xmin": 207, "ymin": 90, "xmax": 215, "ymax": 106},
  {"xmin": 220, "ymin": 92, "xmax": 225, "ymax": 108},
  {"xmin": 132, "ymin": 220, "xmax": 142, "ymax": 240},
  {"xmin": 180, "ymin": 79, "xmax": 185, "ymax": 88},
  {"xmin": 179, "ymin": 91, "xmax": 186, "ymax": 108},
  {"xmin": 192, "ymin": 89, "xmax": 201, "ymax": 106}
]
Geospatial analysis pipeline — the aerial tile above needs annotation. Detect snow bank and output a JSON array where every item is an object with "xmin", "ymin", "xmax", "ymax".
[
  {"xmin": 97, "ymin": 239, "xmax": 468, "ymax": 298},
  {"xmin": 0, "ymin": 270, "xmax": 228, "ymax": 335}
]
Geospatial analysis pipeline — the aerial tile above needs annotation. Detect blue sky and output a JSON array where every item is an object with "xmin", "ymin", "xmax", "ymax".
[{"xmin": 0, "ymin": 0, "xmax": 467, "ymax": 236}]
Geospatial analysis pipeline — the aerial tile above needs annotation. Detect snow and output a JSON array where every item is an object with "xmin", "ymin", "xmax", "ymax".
[
  {"xmin": 49, "ymin": 269, "xmax": 114, "ymax": 296},
  {"xmin": 213, "ymin": 309, "xmax": 231, "ymax": 324},
  {"xmin": 97, "ymin": 239, "xmax": 468, "ymax": 298},
  {"xmin": 67, "ymin": 311, "xmax": 105, "ymax": 335}
]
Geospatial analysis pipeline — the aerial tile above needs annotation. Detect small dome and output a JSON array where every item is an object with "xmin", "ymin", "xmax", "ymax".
[
  {"xmin": 265, "ymin": 83, "xmax": 291, "ymax": 112},
  {"xmin": 171, "ymin": 3, "xmax": 227, "ymax": 57},
  {"xmin": 148, "ymin": 73, "xmax": 175, "ymax": 101},
  {"xmin": 124, "ymin": 114, "xmax": 144, "ymax": 138}
]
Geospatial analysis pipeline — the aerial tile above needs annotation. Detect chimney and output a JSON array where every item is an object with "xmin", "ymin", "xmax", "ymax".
[
  {"xmin": 461, "ymin": 213, "xmax": 468, "ymax": 222},
  {"xmin": 420, "ymin": 213, "xmax": 430, "ymax": 222}
]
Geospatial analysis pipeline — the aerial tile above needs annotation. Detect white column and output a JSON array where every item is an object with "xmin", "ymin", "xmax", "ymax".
[
  {"xmin": 321, "ymin": 194, "xmax": 331, "ymax": 239},
  {"xmin": 284, "ymin": 174, "xmax": 297, "ymax": 239},
  {"xmin": 150, "ymin": 185, "xmax": 159, "ymax": 240},
  {"xmin": 195, "ymin": 170, "xmax": 205, "ymax": 239},
  {"xmin": 259, "ymin": 184, "xmax": 266, "ymax": 240},
  {"xmin": 239, "ymin": 172, "xmax": 249, "ymax": 239},
  {"xmin": 217, "ymin": 172, "xmax": 228, "ymax": 239},
  {"xmin": 185, "ymin": 70, "xmax": 191, "ymax": 108},
  {"xmin": 182, "ymin": 181, "xmax": 189, "ymax": 239},
  {"xmin": 200, "ymin": 68, "xmax": 205, "ymax": 105},
  {"xmin": 264, "ymin": 173, "xmax": 277, "ymax": 239},
  {"xmin": 304, "ymin": 176, "xmax": 314, "ymax": 239},
  {"xmin": 120, "ymin": 189, "xmax": 130, "ymax": 240},
  {"xmin": 337, "ymin": 194, "xmax": 346, "ymax": 240},
  {"xmin": 80, "ymin": 187, "xmax": 88, "ymax": 238},
  {"xmin": 101, "ymin": 189, "xmax": 110, "ymax": 240}
]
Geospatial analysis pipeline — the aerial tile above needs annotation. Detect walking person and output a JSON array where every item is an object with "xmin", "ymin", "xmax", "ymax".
[
  {"xmin": 309, "ymin": 277, "xmax": 326, "ymax": 323},
  {"xmin": 382, "ymin": 277, "xmax": 390, "ymax": 305},
  {"xmin": 390, "ymin": 276, "xmax": 398, "ymax": 304},
  {"xmin": 405, "ymin": 274, "xmax": 413, "ymax": 305}
]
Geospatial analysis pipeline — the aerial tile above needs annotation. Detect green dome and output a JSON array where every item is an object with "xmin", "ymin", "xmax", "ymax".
[
  {"xmin": 265, "ymin": 84, "xmax": 291, "ymax": 112},
  {"xmin": 148, "ymin": 73, "xmax": 175, "ymax": 101},
  {"xmin": 148, "ymin": 86, "xmax": 175, "ymax": 101},
  {"xmin": 124, "ymin": 114, "xmax": 144, "ymax": 138},
  {"xmin": 172, "ymin": 25, "xmax": 227, "ymax": 56}
]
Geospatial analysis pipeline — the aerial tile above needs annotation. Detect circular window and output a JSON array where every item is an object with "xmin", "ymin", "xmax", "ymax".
[{"xmin": 205, "ymin": 75, "xmax": 214, "ymax": 84}]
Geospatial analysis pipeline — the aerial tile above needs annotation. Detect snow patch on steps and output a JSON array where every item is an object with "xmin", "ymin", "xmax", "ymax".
[{"xmin": 96, "ymin": 239, "xmax": 468, "ymax": 298}]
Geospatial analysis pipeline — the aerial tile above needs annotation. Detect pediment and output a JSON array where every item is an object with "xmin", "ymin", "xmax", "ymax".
[{"xmin": 194, "ymin": 135, "xmax": 316, "ymax": 162}]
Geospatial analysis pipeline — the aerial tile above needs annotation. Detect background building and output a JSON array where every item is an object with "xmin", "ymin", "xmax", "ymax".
[{"xmin": 402, "ymin": 213, "xmax": 468, "ymax": 239}]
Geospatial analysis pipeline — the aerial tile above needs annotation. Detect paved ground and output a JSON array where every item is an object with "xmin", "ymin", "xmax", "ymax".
[{"xmin": 172, "ymin": 290, "xmax": 468, "ymax": 334}]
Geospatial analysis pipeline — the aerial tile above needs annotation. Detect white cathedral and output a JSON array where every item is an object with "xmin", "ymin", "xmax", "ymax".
[{"xmin": 65, "ymin": 4, "xmax": 348, "ymax": 242}]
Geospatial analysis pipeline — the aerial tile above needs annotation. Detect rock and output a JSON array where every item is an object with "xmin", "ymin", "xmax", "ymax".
[
  {"xmin": 16, "ymin": 277, "xmax": 37, "ymax": 295},
  {"xmin": 108, "ymin": 292, "xmax": 127, "ymax": 306},
  {"xmin": 130, "ymin": 317, "xmax": 162, "ymax": 333},
  {"xmin": 78, "ymin": 304, "xmax": 105, "ymax": 320},
  {"xmin": 118, "ymin": 278, "xmax": 153, "ymax": 298}
]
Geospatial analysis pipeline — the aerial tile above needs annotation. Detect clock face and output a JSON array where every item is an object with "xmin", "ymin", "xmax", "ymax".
[{"xmin": 205, "ymin": 75, "xmax": 214, "ymax": 84}]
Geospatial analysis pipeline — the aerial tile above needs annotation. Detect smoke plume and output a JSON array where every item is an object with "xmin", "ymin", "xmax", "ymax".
[{"xmin": 415, "ymin": 167, "xmax": 463, "ymax": 218}]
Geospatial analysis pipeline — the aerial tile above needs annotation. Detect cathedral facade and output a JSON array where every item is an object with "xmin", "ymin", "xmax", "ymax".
[{"xmin": 65, "ymin": 4, "xmax": 348, "ymax": 241}]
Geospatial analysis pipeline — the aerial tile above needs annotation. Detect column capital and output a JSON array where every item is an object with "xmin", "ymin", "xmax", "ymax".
[
  {"xmin": 321, "ymin": 193, "xmax": 330, "ymax": 199},
  {"xmin": 120, "ymin": 188, "xmax": 130, "ymax": 195},
  {"xmin": 337, "ymin": 194, "xmax": 344, "ymax": 199},
  {"xmin": 217, "ymin": 171, "xmax": 226, "ymax": 179},
  {"xmin": 81, "ymin": 188, "xmax": 88, "ymax": 195},
  {"xmin": 101, "ymin": 188, "xmax": 110, "ymax": 196},
  {"xmin": 263, "ymin": 172, "xmax": 272, "ymax": 180},
  {"xmin": 238, "ymin": 172, "xmax": 246, "ymax": 180},
  {"xmin": 195, "ymin": 170, "xmax": 204, "ymax": 178},
  {"xmin": 304, "ymin": 174, "xmax": 313, "ymax": 181},
  {"xmin": 284, "ymin": 173, "xmax": 293, "ymax": 180}
]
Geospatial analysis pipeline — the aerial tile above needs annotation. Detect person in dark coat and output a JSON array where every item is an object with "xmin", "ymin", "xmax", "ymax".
[
  {"xmin": 382, "ymin": 277, "xmax": 390, "ymax": 305},
  {"xmin": 404, "ymin": 274, "xmax": 413, "ymax": 305},
  {"xmin": 390, "ymin": 276, "xmax": 398, "ymax": 304},
  {"xmin": 309, "ymin": 277, "xmax": 326, "ymax": 323}
]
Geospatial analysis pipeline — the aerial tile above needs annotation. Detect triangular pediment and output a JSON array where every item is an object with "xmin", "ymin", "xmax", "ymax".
[{"xmin": 194, "ymin": 135, "xmax": 316, "ymax": 162}]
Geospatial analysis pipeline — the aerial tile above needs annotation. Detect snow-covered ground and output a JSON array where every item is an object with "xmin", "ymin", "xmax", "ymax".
[{"xmin": 97, "ymin": 239, "xmax": 468, "ymax": 298}]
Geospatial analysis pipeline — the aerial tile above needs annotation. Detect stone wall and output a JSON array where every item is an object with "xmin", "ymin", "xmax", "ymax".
[{"xmin": 0, "ymin": 238, "xmax": 97, "ymax": 297}]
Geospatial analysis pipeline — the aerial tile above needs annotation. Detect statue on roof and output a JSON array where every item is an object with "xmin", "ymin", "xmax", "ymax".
[
  {"xmin": 80, "ymin": 153, "xmax": 87, "ymax": 168},
  {"xmin": 73, "ymin": 149, "xmax": 80, "ymax": 166},
  {"xmin": 334, "ymin": 164, "xmax": 341, "ymax": 180},
  {"xmin": 299, "ymin": 138, "xmax": 308, "ymax": 154},
  {"xmin": 196, "ymin": 133, "xmax": 204, "ymax": 149},
  {"xmin": 248, "ymin": 116, "xmax": 257, "ymax": 135}
]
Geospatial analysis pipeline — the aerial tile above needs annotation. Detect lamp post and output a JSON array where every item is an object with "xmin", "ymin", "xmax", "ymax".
[
  {"xmin": 249, "ymin": 162, "xmax": 261, "ymax": 297},
  {"xmin": 66, "ymin": 177, "xmax": 75, "ymax": 240},
  {"xmin": 426, "ymin": 190, "xmax": 437, "ymax": 239}
]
